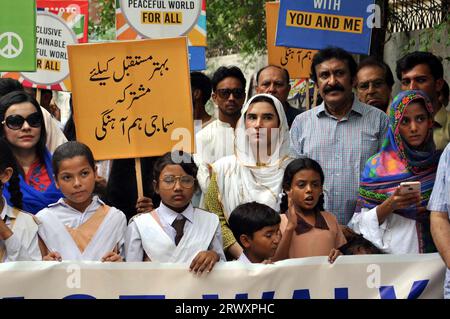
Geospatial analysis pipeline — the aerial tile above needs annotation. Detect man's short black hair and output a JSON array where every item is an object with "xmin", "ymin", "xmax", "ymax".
[
  {"xmin": 310, "ymin": 47, "xmax": 357, "ymax": 83},
  {"xmin": 357, "ymin": 57, "xmax": 395, "ymax": 88},
  {"xmin": 211, "ymin": 66, "xmax": 246, "ymax": 92},
  {"xmin": 396, "ymin": 51, "xmax": 443, "ymax": 81},
  {"xmin": 440, "ymin": 80, "xmax": 449, "ymax": 101},
  {"xmin": 190, "ymin": 71, "xmax": 212, "ymax": 106},
  {"xmin": 229, "ymin": 202, "xmax": 281, "ymax": 246},
  {"xmin": 256, "ymin": 65, "xmax": 290, "ymax": 86}
]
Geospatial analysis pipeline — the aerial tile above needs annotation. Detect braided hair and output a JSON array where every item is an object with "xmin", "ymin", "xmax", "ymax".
[{"xmin": 0, "ymin": 139, "xmax": 23, "ymax": 209}]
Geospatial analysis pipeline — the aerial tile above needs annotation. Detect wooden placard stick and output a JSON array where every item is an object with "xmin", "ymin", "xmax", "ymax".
[{"xmin": 135, "ymin": 158, "xmax": 143, "ymax": 198}]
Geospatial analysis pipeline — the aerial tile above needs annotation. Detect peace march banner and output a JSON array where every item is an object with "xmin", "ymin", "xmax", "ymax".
[
  {"xmin": 67, "ymin": 37, "xmax": 194, "ymax": 160},
  {"xmin": 0, "ymin": 254, "xmax": 445, "ymax": 299},
  {"xmin": 0, "ymin": 1, "xmax": 36, "ymax": 72},
  {"xmin": 2, "ymin": 0, "xmax": 89, "ymax": 91},
  {"xmin": 276, "ymin": 0, "xmax": 375, "ymax": 55}
]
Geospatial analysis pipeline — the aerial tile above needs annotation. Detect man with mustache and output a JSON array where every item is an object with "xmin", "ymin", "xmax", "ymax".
[
  {"xmin": 194, "ymin": 66, "xmax": 246, "ymax": 207},
  {"xmin": 289, "ymin": 47, "xmax": 389, "ymax": 225},
  {"xmin": 355, "ymin": 57, "xmax": 394, "ymax": 113}
]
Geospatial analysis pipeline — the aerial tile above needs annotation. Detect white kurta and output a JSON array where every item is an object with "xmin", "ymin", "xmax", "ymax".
[
  {"xmin": 125, "ymin": 202, "xmax": 225, "ymax": 263},
  {"xmin": 193, "ymin": 119, "xmax": 235, "ymax": 204},
  {"xmin": 36, "ymin": 196, "xmax": 127, "ymax": 261},
  {"xmin": 0, "ymin": 198, "xmax": 41, "ymax": 262},
  {"xmin": 348, "ymin": 207, "xmax": 419, "ymax": 254}
]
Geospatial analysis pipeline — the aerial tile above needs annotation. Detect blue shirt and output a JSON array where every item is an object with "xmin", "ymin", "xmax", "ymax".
[{"xmin": 289, "ymin": 97, "xmax": 389, "ymax": 224}]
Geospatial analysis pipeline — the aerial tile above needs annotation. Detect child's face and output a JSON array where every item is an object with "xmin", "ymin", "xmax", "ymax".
[
  {"xmin": 55, "ymin": 156, "xmax": 97, "ymax": 211},
  {"xmin": 244, "ymin": 224, "xmax": 281, "ymax": 261},
  {"xmin": 287, "ymin": 169, "xmax": 323, "ymax": 213},
  {"xmin": 155, "ymin": 164, "xmax": 195, "ymax": 212}
]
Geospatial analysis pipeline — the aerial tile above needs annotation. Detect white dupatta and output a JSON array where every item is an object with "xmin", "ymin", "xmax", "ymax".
[{"xmin": 212, "ymin": 93, "xmax": 292, "ymax": 220}]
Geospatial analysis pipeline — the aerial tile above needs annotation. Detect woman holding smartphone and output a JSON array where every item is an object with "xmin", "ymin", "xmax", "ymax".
[{"xmin": 349, "ymin": 90, "xmax": 441, "ymax": 254}]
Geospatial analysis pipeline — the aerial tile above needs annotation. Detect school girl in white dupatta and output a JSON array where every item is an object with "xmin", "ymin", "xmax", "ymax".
[
  {"xmin": 37, "ymin": 142, "xmax": 126, "ymax": 262},
  {"xmin": 0, "ymin": 139, "xmax": 41, "ymax": 262},
  {"xmin": 204, "ymin": 93, "xmax": 293, "ymax": 260},
  {"xmin": 125, "ymin": 151, "xmax": 225, "ymax": 274}
]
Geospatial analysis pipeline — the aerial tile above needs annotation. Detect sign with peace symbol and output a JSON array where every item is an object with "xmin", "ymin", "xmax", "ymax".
[{"xmin": 0, "ymin": 32, "xmax": 23, "ymax": 59}]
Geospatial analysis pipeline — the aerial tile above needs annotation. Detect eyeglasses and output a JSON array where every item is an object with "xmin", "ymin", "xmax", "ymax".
[
  {"xmin": 216, "ymin": 88, "xmax": 246, "ymax": 99},
  {"xmin": 1, "ymin": 112, "xmax": 42, "ymax": 130},
  {"xmin": 159, "ymin": 175, "xmax": 195, "ymax": 189},
  {"xmin": 356, "ymin": 79, "xmax": 387, "ymax": 91}
]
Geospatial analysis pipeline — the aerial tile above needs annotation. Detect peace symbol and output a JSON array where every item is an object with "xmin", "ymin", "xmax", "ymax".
[{"xmin": 0, "ymin": 32, "xmax": 24, "ymax": 59}]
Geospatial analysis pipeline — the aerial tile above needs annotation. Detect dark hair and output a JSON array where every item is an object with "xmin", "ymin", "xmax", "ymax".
[
  {"xmin": 211, "ymin": 66, "xmax": 246, "ymax": 92},
  {"xmin": 280, "ymin": 158, "xmax": 325, "ymax": 212},
  {"xmin": 0, "ymin": 91, "xmax": 47, "ymax": 163},
  {"xmin": 256, "ymin": 65, "xmax": 290, "ymax": 86},
  {"xmin": 338, "ymin": 234, "xmax": 384, "ymax": 255},
  {"xmin": 229, "ymin": 201, "xmax": 281, "ymax": 246},
  {"xmin": 152, "ymin": 151, "xmax": 198, "ymax": 189},
  {"xmin": 190, "ymin": 71, "xmax": 212, "ymax": 106},
  {"xmin": 63, "ymin": 97, "xmax": 76, "ymax": 141},
  {"xmin": 440, "ymin": 80, "xmax": 449, "ymax": 101},
  {"xmin": 357, "ymin": 57, "xmax": 395, "ymax": 88},
  {"xmin": 52, "ymin": 141, "xmax": 95, "ymax": 176},
  {"xmin": 0, "ymin": 139, "xmax": 23, "ymax": 209},
  {"xmin": 247, "ymin": 95, "xmax": 280, "ymax": 125},
  {"xmin": 310, "ymin": 47, "xmax": 357, "ymax": 83},
  {"xmin": 396, "ymin": 51, "xmax": 443, "ymax": 81},
  {"xmin": 0, "ymin": 78, "xmax": 24, "ymax": 97}
]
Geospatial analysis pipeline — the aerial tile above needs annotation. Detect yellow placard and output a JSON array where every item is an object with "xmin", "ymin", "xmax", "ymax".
[
  {"xmin": 266, "ymin": 2, "xmax": 317, "ymax": 79},
  {"xmin": 286, "ymin": 10, "xmax": 364, "ymax": 34},
  {"xmin": 67, "ymin": 37, "xmax": 194, "ymax": 160}
]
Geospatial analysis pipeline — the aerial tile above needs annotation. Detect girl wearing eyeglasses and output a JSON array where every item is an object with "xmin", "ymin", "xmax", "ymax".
[
  {"xmin": 0, "ymin": 91, "xmax": 63, "ymax": 214},
  {"xmin": 125, "ymin": 151, "xmax": 225, "ymax": 274}
]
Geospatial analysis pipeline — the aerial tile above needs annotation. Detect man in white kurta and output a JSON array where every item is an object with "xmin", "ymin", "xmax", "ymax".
[
  {"xmin": 0, "ymin": 198, "xmax": 41, "ymax": 262},
  {"xmin": 36, "ymin": 196, "xmax": 127, "ymax": 261},
  {"xmin": 125, "ymin": 202, "xmax": 225, "ymax": 263},
  {"xmin": 193, "ymin": 66, "xmax": 247, "ymax": 208}
]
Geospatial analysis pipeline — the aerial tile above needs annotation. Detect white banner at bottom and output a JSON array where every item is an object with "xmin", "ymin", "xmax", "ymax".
[{"xmin": 0, "ymin": 253, "xmax": 446, "ymax": 299}]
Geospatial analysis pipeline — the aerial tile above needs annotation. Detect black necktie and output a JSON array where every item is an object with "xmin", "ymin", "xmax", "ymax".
[{"xmin": 171, "ymin": 216, "xmax": 186, "ymax": 246}]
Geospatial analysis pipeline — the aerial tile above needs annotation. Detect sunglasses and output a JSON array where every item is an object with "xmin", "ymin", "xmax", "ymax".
[
  {"xmin": 216, "ymin": 88, "xmax": 246, "ymax": 99},
  {"xmin": 2, "ymin": 112, "xmax": 42, "ymax": 130}
]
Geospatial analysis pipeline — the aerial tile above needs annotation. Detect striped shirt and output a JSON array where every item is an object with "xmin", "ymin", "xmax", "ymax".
[
  {"xmin": 289, "ymin": 97, "xmax": 389, "ymax": 224},
  {"xmin": 427, "ymin": 143, "xmax": 450, "ymax": 299}
]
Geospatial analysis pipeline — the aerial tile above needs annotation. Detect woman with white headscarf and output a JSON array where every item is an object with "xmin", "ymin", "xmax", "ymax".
[{"xmin": 204, "ymin": 93, "xmax": 292, "ymax": 259}]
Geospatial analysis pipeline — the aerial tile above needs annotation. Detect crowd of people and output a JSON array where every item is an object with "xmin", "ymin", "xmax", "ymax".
[{"xmin": 0, "ymin": 47, "xmax": 449, "ymax": 298}]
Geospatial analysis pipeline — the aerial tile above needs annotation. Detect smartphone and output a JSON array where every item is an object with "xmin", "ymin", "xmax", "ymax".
[{"xmin": 399, "ymin": 181, "xmax": 421, "ymax": 194}]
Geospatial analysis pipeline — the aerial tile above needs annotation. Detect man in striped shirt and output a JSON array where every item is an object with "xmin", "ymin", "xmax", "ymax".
[{"xmin": 289, "ymin": 47, "xmax": 389, "ymax": 224}]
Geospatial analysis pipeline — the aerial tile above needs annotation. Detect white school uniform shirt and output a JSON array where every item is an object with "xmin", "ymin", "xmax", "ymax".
[
  {"xmin": 36, "ymin": 196, "xmax": 127, "ymax": 261},
  {"xmin": 348, "ymin": 206, "xmax": 419, "ymax": 254},
  {"xmin": 125, "ymin": 202, "xmax": 226, "ymax": 262},
  {"xmin": 0, "ymin": 197, "xmax": 41, "ymax": 262}
]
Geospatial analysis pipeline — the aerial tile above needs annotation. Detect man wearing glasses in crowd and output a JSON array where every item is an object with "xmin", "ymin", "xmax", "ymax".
[
  {"xmin": 194, "ymin": 66, "xmax": 247, "ymax": 207},
  {"xmin": 355, "ymin": 57, "xmax": 394, "ymax": 113}
]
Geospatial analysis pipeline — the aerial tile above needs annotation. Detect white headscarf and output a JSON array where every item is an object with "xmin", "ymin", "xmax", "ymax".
[{"xmin": 212, "ymin": 93, "xmax": 292, "ymax": 219}]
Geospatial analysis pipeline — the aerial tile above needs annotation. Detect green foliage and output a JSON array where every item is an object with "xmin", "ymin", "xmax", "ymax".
[
  {"xmin": 401, "ymin": 13, "xmax": 450, "ymax": 59},
  {"xmin": 88, "ymin": 0, "xmax": 115, "ymax": 41},
  {"xmin": 206, "ymin": 0, "xmax": 270, "ymax": 58}
]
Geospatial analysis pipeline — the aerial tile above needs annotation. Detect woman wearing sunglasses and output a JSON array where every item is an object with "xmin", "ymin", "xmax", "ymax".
[{"xmin": 0, "ymin": 91, "xmax": 63, "ymax": 214}]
